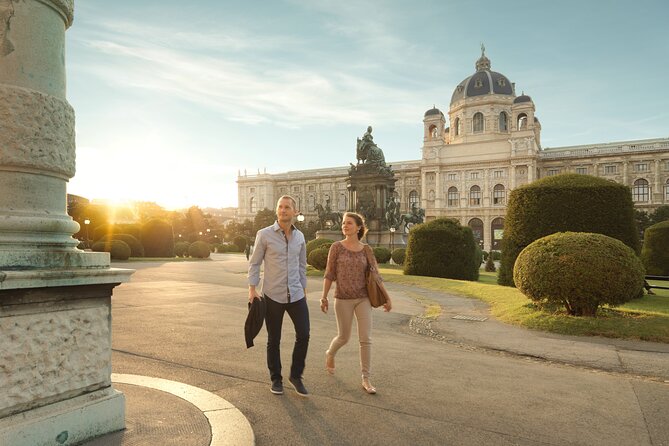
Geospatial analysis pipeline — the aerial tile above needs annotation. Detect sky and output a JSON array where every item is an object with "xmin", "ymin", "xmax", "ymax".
[{"xmin": 65, "ymin": 0, "xmax": 669, "ymax": 210}]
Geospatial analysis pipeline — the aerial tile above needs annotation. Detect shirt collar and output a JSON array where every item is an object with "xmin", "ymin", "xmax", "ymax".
[{"xmin": 272, "ymin": 221, "xmax": 296, "ymax": 232}]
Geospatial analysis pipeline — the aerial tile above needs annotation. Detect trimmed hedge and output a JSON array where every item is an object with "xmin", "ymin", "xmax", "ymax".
[
  {"xmin": 484, "ymin": 254, "xmax": 496, "ymax": 272},
  {"xmin": 99, "ymin": 233, "xmax": 144, "ymax": 257},
  {"xmin": 93, "ymin": 223, "xmax": 141, "ymax": 242},
  {"xmin": 499, "ymin": 174, "xmax": 639, "ymax": 286},
  {"xmin": 308, "ymin": 247, "xmax": 329, "ymax": 270},
  {"xmin": 307, "ymin": 238, "xmax": 334, "ymax": 257},
  {"xmin": 404, "ymin": 218, "xmax": 479, "ymax": 281},
  {"xmin": 514, "ymin": 232, "xmax": 644, "ymax": 316},
  {"xmin": 175, "ymin": 241, "xmax": 190, "ymax": 257},
  {"xmin": 233, "ymin": 235, "xmax": 249, "ymax": 252},
  {"xmin": 391, "ymin": 248, "xmax": 406, "ymax": 265},
  {"xmin": 92, "ymin": 240, "xmax": 131, "ymax": 260},
  {"xmin": 641, "ymin": 220, "xmax": 669, "ymax": 275},
  {"xmin": 140, "ymin": 219, "xmax": 175, "ymax": 257},
  {"xmin": 373, "ymin": 247, "xmax": 391, "ymax": 264},
  {"xmin": 188, "ymin": 241, "xmax": 211, "ymax": 259}
]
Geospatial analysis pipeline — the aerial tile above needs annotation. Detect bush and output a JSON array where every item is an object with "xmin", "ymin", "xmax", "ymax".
[
  {"xmin": 499, "ymin": 174, "xmax": 639, "ymax": 286},
  {"xmin": 391, "ymin": 248, "xmax": 406, "ymax": 265},
  {"xmin": 93, "ymin": 223, "xmax": 141, "ymax": 241},
  {"xmin": 308, "ymin": 247, "xmax": 329, "ymax": 270},
  {"xmin": 641, "ymin": 220, "xmax": 669, "ymax": 275},
  {"xmin": 484, "ymin": 254, "xmax": 496, "ymax": 272},
  {"xmin": 490, "ymin": 250, "xmax": 501, "ymax": 261},
  {"xmin": 306, "ymin": 238, "xmax": 334, "ymax": 257},
  {"xmin": 373, "ymin": 247, "xmax": 391, "ymax": 264},
  {"xmin": 482, "ymin": 250, "xmax": 489, "ymax": 261},
  {"xmin": 140, "ymin": 219, "xmax": 175, "ymax": 257},
  {"xmin": 188, "ymin": 241, "xmax": 211, "ymax": 259},
  {"xmin": 232, "ymin": 235, "xmax": 249, "ymax": 252},
  {"xmin": 99, "ymin": 233, "xmax": 144, "ymax": 257},
  {"xmin": 92, "ymin": 240, "xmax": 131, "ymax": 260},
  {"xmin": 174, "ymin": 241, "xmax": 191, "ymax": 257},
  {"xmin": 404, "ymin": 218, "xmax": 479, "ymax": 281},
  {"xmin": 513, "ymin": 232, "xmax": 644, "ymax": 317}
]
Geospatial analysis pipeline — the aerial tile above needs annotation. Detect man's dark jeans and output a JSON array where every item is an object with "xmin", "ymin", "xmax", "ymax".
[{"xmin": 264, "ymin": 296, "xmax": 310, "ymax": 382}]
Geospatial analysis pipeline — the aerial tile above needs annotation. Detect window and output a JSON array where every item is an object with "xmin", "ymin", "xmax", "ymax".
[
  {"xmin": 499, "ymin": 112, "xmax": 508, "ymax": 132},
  {"xmin": 447, "ymin": 173, "xmax": 457, "ymax": 181},
  {"xmin": 491, "ymin": 217, "xmax": 504, "ymax": 250},
  {"xmin": 576, "ymin": 167, "xmax": 588, "ymax": 175},
  {"xmin": 338, "ymin": 193, "xmax": 347, "ymax": 211},
  {"xmin": 604, "ymin": 165, "xmax": 617, "ymax": 175},
  {"xmin": 633, "ymin": 179, "xmax": 650, "ymax": 202},
  {"xmin": 547, "ymin": 168, "xmax": 560, "ymax": 176},
  {"xmin": 468, "ymin": 218, "xmax": 484, "ymax": 247},
  {"xmin": 665, "ymin": 180, "xmax": 669, "ymax": 202},
  {"xmin": 493, "ymin": 184, "xmax": 505, "ymax": 205},
  {"xmin": 249, "ymin": 187, "xmax": 255, "ymax": 193},
  {"xmin": 493, "ymin": 170, "xmax": 503, "ymax": 178},
  {"xmin": 429, "ymin": 124, "xmax": 438, "ymax": 139},
  {"xmin": 447, "ymin": 187, "xmax": 459, "ymax": 207},
  {"xmin": 307, "ymin": 194, "xmax": 315, "ymax": 211},
  {"xmin": 250, "ymin": 197, "xmax": 257, "ymax": 214},
  {"xmin": 454, "ymin": 118, "xmax": 460, "ymax": 136},
  {"xmin": 408, "ymin": 190, "xmax": 419, "ymax": 209},
  {"xmin": 279, "ymin": 186, "xmax": 286, "ymax": 193},
  {"xmin": 308, "ymin": 185, "xmax": 314, "ymax": 191},
  {"xmin": 470, "ymin": 172, "xmax": 480, "ymax": 180},
  {"xmin": 635, "ymin": 163, "xmax": 649, "ymax": 172},
  {"xmin": 517, "ymin": 113, "xmax": 528, "ymax": 130},
  {"xmin": 469, "ymin": 186, "xmax": 481, "ymax": 206},
  {"xmin": 293, "ymin": 186, "xmax": 300, "ymax": 192},
  {"xmin": 473, "ymin": 112, "xmax": 484, "ymax": 133}
]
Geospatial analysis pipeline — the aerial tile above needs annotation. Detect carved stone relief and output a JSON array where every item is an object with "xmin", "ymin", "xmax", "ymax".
[{"xmin": 0, "ymin": 0, "xmax": 14, "ymax": 57}]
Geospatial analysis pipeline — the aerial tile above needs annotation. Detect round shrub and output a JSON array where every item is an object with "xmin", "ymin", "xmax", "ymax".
[
  {"xmin": 307, "ymin": 247, "xmax": 329, "ymax": 271},
  {"xmin": 99, "ymin": 233, "xmax": 144, "ymax": 257},
  {"xmin": 499, "ymin": 174, "xmax": 640, "ymax": 286},
  {"xmin": 188, "ymin": 241, "xmax": 211, "ymax": 259},
  {"xmin": 391, "ymin": 248, "xmax": 406, "ymax": 265},
  {"xmin": 92, "ymin": 240, "xmax": 131, "ymax": 260},
  {"xmin": 307, "ymin": 238, "xmax": 334, "ymax": 257},
  {"xmin": 484, "ymin": 254, "xmax": 496, "ymax": 272},
  {"xmin": 140, "ymin": 219, "xmax": 175, "ymax": 257},
  {"xmin": 641, "ymin": 220, "xmax": 669, "ymax": 275},
  {"xmin": 174, "ymin": 241, "xmax": 191, "ymax": 257},
  {"xmin": 373, "ymin": 247, "xmax": 391, "ymax": 264},
  {"xmin": 404, "ymin": 218, "xmax": 479, "ymax": 281},
  {"xmin": 232, "ymin": 235, "xmax": 249, "ymax": 252},
  {"xmin": 482, "ymin": 250, "xmax": 489, "ymax": 261},
  {"xmin": 513, "ymin": 232, "xmax": 644, "ymax": 317}
]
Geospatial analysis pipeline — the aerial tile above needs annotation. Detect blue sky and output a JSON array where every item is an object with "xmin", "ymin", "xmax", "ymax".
[{"xmin": 65, "ymin": 0, "xmax": 669, "ymax": 209}]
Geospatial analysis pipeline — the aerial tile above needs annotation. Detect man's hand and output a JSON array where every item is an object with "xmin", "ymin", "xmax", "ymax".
[{"xmin": 249, "ymin": 286, "xmax": 260, "ymax": 303}]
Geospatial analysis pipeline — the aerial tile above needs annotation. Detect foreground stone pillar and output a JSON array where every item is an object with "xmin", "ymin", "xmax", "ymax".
[{"xmin": 0, "ymin": 1, "xmax": 133, "ymax": 445}]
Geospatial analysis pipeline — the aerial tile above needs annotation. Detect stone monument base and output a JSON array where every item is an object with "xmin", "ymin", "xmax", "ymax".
[{"xmin": 316, "ymin": 229, "xmax": 406, "ymax": 250}]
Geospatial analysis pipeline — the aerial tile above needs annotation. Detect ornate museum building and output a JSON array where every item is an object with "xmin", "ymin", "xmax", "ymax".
[{"xmin": 237, "ymin": 51, "xmax": 669, "ymax": 251}]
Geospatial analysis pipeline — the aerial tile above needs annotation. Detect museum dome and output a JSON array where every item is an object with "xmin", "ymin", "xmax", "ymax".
[
  {"xmin": 424, "ymin": 106, "xmax": 444, "ymax": 117},
  {"xmin": 514, "ymin": 94, "xmax": 532, "ymax": 104},
  {"xmin": 450, "ymin": 50, "xmax": 514, "ymax": 104}
]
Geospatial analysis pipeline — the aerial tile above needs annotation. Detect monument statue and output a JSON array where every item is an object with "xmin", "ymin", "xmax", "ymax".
[
  {"xmin": 355, "ymin": 126, "xmax": 391, "ymax": 174},
  {"xmin": 385, "ymin": 198, "xmax": 401, "ymax": 229},
  {"xmin": 315, "ymin": 200, "xmax": 342, "ymax": 230},
  {"xmin": 399, "ymin": 203, "xmax": 425, "ymax": 231}
]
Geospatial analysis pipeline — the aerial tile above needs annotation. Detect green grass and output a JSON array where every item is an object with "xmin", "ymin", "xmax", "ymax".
[
  {"xmin": 112, "ymin": 257, "xmax": 212, "ymax": 262},
  {"xmin": 379, "ymin": 266, "xmax": 669, "ymax": 343}
]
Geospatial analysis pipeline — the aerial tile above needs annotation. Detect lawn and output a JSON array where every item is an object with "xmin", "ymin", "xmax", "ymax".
[{"xmin": 378, "ymin": 267, "xmax": 669, "ymax": 343}]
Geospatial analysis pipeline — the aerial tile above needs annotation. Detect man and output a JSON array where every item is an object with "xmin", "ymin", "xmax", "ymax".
[{"xmin": 248, "ymin": 195, "xmax": 310, "ymax": 396}]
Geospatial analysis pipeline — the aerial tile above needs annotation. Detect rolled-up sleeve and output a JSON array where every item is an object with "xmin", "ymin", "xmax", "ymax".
[
  {"xmin": 248, "ymin": 231, "xmax": 265, "ymax": 286},
  {"xmin": 324, "ymin": 243, "xmax": 338, "ymax": 281}
]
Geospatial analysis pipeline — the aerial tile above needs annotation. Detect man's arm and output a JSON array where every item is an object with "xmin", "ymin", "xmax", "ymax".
[
  {"xmin": 299, "ymin": 236, "xmax": 307, "ymax": 297},
  {"xmin": 248, "ymin": 231, "xmax": 265, "ymax": 302}
]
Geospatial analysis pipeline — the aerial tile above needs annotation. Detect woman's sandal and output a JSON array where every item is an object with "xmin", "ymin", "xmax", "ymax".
[
  {"xmin": 325, "ymin": 351, "xmax": 335, "ymax": 374},
  {"xmin": 362, "ymin": 378, "xmax": 377, "ymax": 394}
]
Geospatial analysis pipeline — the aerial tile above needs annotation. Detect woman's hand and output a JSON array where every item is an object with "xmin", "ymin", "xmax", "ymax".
[
  {"xmin": 383, "ymin": 298, "xmax": 392, "ymax": 312},
  {"xmin": 320, "ymin": 297, "xmax": 329, "ymax": 313}
]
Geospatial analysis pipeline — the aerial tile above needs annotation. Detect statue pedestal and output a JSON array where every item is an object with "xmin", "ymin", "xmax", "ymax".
[
  {"xmin": 316, "ymin": 229, "xmax": 406, "ymax": 250},
  {"xmin": 347, "ymin": 162, "xmax": 396, "ymax": 231}
]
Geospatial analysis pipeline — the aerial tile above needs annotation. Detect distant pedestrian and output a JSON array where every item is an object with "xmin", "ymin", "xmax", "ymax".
[
  {"xmin": 244, "ymin": 243, "xmax": 250, "ymax": 261},
  {"xmin": 248, "ymin": 195, "xmax": 310, "ymax": 397},
  {"xmin": 320, "ymin": 212, "xmax": 392, "ymax": 395}
]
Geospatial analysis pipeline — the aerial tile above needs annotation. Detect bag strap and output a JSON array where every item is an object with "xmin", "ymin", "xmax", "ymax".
[{"xmin": 363, "ymin": 245, "xmax": 375, "ymax": 271}]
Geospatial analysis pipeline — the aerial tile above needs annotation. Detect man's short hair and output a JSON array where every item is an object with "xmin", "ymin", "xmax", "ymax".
[{"xmin": 276, "ymin": 195, "xmax": 297, "ymax": 211}]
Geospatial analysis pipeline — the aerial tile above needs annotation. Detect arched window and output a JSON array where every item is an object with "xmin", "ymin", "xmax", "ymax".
[
  {"xmin": 409, "ymin": 190, "xmax": 419, "ymax": 210},
  {"xmin": 473, "ymin": 112, "xmax": 484, "ymax": 133},
  {"xmin": 469, "ymin": 185, "xmax": 481, "ymax": 206},
  {"xmin": 665, "ymin": 179, "xmax": 669, "ymax": 202},
  {"xmin": 250, "ymin": 197, "xmax": 257, "ymax": 214},
  {"xmin": 307, "ymin": 194, "xmax": 316, "ymax": 211},
  {"xmin": 447, "ymin": 187, "xmax": 459, "ymax": 207},
  {"xmin": 517, "ymin": 113, "xmax": 528, "ymax": 130},
  {"xmin": 468, "ymin": 218, "xmax": 484, "ymax": 248},
  {"xmin": 429, "ymin": 124, "xmax": 438, "ymax": 139},
  {"xmin": 338, "ymin": 193, "xmax": 347, "ymax": 211},
  {"xmin": 499, "ymin": 112, "xmax": 508, "ymax": 132},
  {"xmin": 633, "ymin": 179, "xmax": 650, "ymax": 202},
  {"xmin": 491, "ymin": 217, "xmax": 504, "ymax": 250},
  {"xmin": 454, "ymin": 118, "xmax": 460, "ymax": 136},
  {"xmin": 493, "ymin": 184, "xmax": 505, "ymax": 205}
]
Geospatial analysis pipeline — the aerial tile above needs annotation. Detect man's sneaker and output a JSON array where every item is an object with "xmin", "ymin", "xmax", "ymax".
[
  {"xmin": 270, "ymin": 380, "xmax": 283, "ymax": 395},
  {"xmin": 289, "ymin": 377, "xmax": 309, "ymax": 397}
]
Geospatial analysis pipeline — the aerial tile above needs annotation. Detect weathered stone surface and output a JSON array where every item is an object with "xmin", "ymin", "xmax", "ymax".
[
  {"xmin": 0, "ymin": 85, "xmax": 75, "ymax": 178},
  {"xmin": 0, "ymin": 305, "xmax": 110, "ymax": 418}
]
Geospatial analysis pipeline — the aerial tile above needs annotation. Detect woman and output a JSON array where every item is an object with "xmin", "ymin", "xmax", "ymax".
[{"xmin": 320, "ymin": 212, "xmax": 392, "ymax": 394}]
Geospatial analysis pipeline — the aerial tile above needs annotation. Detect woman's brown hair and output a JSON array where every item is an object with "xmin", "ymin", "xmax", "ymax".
[{"xmin": 342, "ymin": 212, "xmax": 368, "ymax": 240}]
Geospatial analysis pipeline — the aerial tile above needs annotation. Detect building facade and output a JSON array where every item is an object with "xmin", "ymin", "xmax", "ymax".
[{"xmin": 237, "ymin": 51, "xmax": 669, "ymax": 251}]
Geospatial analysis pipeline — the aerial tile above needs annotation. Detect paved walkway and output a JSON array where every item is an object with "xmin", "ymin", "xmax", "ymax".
[{"xmin": 82, "ymin": 255, "xmax": 668, "ymax": 446}]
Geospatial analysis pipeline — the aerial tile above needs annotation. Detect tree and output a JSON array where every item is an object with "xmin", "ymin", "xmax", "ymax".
[{"xmin": 254, "ymin": 208, "xmax": 277, "ymax": 233}]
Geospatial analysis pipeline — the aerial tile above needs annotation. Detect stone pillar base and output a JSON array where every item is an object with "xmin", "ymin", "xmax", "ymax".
[{"xmin": 0, "ymin": 387, "xmax": 125, "ymax": 446}]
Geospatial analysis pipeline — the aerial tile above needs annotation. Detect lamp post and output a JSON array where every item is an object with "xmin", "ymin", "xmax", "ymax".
[
  {"xmin": 389, "ymin": 226, "xmax": 395, "ymax": 254},
  {"xmin": 84, "ymin": 219, "xmax": 90, "ymax": 248}
]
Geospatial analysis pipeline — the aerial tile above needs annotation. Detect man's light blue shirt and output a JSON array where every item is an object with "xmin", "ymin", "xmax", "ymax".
[{"xmin": 248, "ymin": 221, "xmax": 307, "ymax": 304}]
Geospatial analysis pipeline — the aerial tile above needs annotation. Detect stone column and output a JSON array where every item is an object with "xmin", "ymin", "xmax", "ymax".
[{"xmin": 0, "ymin": 1, "xmax": 132, "ymax": 445}]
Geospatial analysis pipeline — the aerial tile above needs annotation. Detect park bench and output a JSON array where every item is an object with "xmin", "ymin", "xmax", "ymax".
[{"xmin": 645, "ymin": 275, "xmax": 669, "ymax": 291}]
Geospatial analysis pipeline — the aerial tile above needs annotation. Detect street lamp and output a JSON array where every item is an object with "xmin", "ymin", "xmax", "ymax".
[
  {"xmin": 389, "ymin": 226, "xmax": 395, "ymax": 254},
  {"xmin": 84, "ymin": 219, "xmax": 90, "ymax": 248},
  {"xmin": 297, "ymin": 213, "xmax": 305, "ymax": 223}
]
